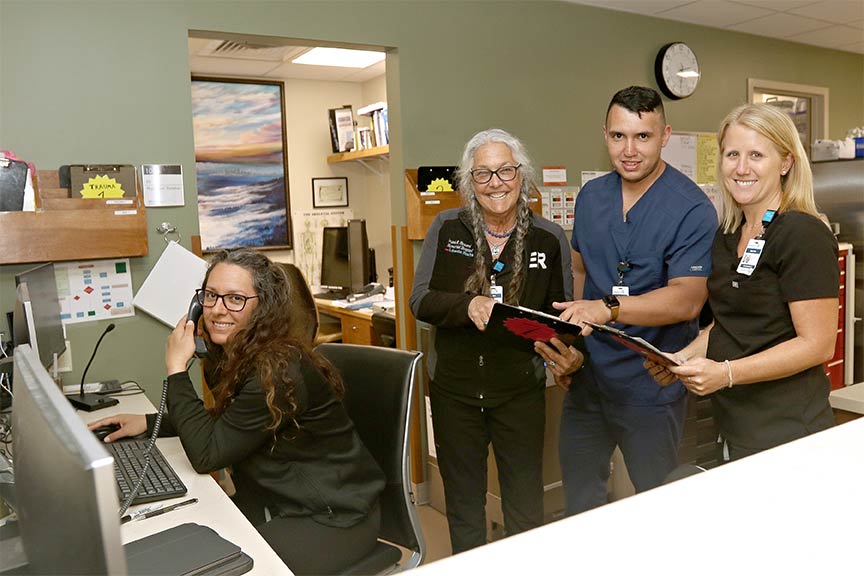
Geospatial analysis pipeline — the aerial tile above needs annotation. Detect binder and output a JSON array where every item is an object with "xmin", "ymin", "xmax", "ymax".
[{"xmin": 0, "ymin": 157, "xmax": 28, "ymax": 212}]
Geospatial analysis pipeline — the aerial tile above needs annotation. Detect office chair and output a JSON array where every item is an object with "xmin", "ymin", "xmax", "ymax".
[
  {"xmin": 371, "ymin": 311, "xmax": 397, "ymax": 348},
  {"xmin": 276, "ymin": 262, "xmax": 341, "ymax": 345},
  {"xmin": 316, "ymin": 343, "xmax": 426, "ymax": 574}
]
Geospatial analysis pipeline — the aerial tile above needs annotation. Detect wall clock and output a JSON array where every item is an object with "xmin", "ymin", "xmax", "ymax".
[{"xmin": 655, "ymin": 42, "xmax": 700, "ymax": 100}]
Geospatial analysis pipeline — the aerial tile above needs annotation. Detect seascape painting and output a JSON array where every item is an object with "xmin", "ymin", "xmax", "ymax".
[{"xmin": 191, "ymin": 78, "xmax": 292, "ymax": 251}]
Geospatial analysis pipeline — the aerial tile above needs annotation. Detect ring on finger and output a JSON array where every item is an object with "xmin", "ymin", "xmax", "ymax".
[{"xmin": 549, "ymin": 361, "xmax": 557, "ymax": 367}]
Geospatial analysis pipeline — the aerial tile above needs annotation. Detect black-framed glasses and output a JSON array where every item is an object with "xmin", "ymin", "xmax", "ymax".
[
  {"xmin": 470, "ymin": 164, "xmax": 521, "ymax": 185},
  {"xmin": 196, "ymin": 289, "xmax": 258, "ymax": 312}
]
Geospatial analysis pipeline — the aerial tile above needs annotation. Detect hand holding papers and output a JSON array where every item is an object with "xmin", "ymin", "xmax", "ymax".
[
  {"xmin": 486, "ymin": 303, "xmax": 582, "ymax": 353},
  {"xmin": 586, "ymin": 322, "xmax": 681, "ymax": 366}
]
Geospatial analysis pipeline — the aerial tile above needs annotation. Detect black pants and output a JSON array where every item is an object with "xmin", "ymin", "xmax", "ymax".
[
  {"xmin": 430, "ymin": 385, "xmax": 545, "ymax": 554},
  {"xmin": 255, "ymin": 503, "xmax": 380, "ymax": 576}
]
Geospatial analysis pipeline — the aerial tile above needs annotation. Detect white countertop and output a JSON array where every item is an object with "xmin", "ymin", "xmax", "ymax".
[
  {"xmin": 830, "ymin": 382, "xmax": 864, "ymax": 414},
  {"xmin": 414, "ymin": 417, "xmax": 864, "ymax": 575}
]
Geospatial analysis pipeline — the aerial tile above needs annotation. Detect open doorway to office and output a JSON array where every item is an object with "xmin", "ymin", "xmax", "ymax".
[
  {"xmin": 748, "ymin": 78, "xmax": 829, "ymax": 159},
  {"xmin": 187, "ymin": 31, "xmax": 394, "ymax": 291}
]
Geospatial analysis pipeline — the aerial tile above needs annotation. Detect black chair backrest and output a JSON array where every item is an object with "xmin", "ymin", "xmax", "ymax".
[
  {"xmin": 276, "ymin": 262, "xmax": 318, "ymax": 346},
  {"xmin": 315, "ymin": 343, "xmax": 424, "ymax": 559}
]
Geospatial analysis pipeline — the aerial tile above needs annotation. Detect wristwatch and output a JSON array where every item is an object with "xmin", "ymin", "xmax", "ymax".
[{"xmin": 602, "ymin": 294, "xmax": 620, "ymax": 322}]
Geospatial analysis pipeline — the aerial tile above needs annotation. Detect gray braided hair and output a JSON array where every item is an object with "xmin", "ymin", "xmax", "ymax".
[{"xmin": 455, "ymin": 128, "xmax": 536, "ymax": 304}]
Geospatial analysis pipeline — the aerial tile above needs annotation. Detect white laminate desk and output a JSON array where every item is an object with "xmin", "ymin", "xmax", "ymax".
[
  {"xmin": 413, "ymin": 417, "xmax": 864, "ymax": 575},
  {"xmin": 79, "ymin": 395, "xmax": 291, "ymax": 575}
]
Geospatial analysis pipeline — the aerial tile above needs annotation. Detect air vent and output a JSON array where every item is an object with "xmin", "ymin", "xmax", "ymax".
[{"xmin": 199, "ymin": 40, "xmax": 302, "ymax": 62}]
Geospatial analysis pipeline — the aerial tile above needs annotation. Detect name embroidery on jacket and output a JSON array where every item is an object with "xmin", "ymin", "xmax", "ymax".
[{"xmin": 445, "ymin": 239, "xmax": 474, "ymax": 258}]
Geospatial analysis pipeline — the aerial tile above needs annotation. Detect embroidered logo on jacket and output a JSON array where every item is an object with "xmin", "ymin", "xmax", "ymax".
[
  {"xmin": 528, "ymin": 251, "xmax": 547, "ymax": 269},
  {"xmin": 445, "ymin": 239, "xmax": 475, "ymax": 258}
]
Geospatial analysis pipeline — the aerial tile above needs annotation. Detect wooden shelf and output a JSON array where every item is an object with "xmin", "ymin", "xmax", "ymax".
[
  {"xmin": 404, "ymin": 169, "xmax": 544, "ymax": 240},
  {"xmin": 327, "ymin": 145, "xmax": 389, "ymax": 171},
  {"xmin": 0, "ymin": 170, "xmax": 148, "ymax": 265}
]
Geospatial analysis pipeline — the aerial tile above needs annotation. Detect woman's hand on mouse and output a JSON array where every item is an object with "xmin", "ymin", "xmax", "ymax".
[{"xmin": 88, "ymin": 414, "xmax": 147, "ymax": 442}]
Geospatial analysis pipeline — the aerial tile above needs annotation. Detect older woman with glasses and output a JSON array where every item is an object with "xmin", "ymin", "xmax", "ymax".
[
  {"xmin": 410, "ymin": 128, "xmax": 576, "ymax": 552},
  {"xmin": 90, "ymin": 249, "xmax": 385, "ymax": 575}
]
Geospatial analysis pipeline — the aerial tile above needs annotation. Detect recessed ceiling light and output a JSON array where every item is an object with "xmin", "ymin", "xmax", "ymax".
[{"xmin": 292, "ymin": 47, "xmax": 385, "ymax": 68}]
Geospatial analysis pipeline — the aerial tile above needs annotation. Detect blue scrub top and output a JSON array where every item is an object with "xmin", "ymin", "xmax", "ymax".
[{"xmin": 571, "ymin": 166, "xmax": 717, "ymax": 406}]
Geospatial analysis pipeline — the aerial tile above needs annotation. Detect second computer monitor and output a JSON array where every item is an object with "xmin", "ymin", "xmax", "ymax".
[{"xmin": 13, "ymin": 263, "xmax": 66, "ymax": 370}]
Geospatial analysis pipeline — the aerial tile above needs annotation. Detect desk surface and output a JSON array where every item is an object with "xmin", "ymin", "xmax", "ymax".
[
  {"xmin": 829, "ymin": 381, "xmax": 864, "ymax": 414},
  {"xmin": 80, "ymin": 395, "xmax": 291, "ymax": 575},
  {"xmin": 414, "ymin": 418, "xmax": 864, "ymax": 575}
]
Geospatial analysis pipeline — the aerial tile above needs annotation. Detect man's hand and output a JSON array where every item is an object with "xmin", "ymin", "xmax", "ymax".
[{"xmin": 552, "ymin": 299, "xmax": 610, "ymax": 336}]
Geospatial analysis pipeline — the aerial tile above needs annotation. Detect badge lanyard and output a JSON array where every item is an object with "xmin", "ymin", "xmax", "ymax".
[
  {"xmin": 612, "ymin": 260, "xmax": 631, "ymax": 296},
  {"xmin": 736, "ymin": 209, "xmax": 776, "ymax": 276},
  {"xmin": 490, "ymin": 261, "xmax": 505, "ymax": 303}
]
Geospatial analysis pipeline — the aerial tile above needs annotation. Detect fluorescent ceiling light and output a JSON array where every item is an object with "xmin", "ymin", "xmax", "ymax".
[{"xmin": 292, "ymin": 47, "xmax": 385, "ymax": 68}]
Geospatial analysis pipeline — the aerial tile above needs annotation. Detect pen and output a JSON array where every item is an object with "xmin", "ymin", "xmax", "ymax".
[{"xmin": 135, "ymin": 498, "xmax": 198, "ymax": 521}]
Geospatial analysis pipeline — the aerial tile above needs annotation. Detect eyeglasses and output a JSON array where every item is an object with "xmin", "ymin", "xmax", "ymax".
[
  {"xmin": 196, "ymin": 289, "xmax": 258, "ymax": 312},
  {"xmin": 470, "ymin": 164, "xmax": 521, "ymax": 185}
]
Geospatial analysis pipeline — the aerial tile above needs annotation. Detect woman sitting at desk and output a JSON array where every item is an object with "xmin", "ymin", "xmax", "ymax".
[{"xmin": 89, "ymin": 249, "xmax": 385, "ymax": 575}]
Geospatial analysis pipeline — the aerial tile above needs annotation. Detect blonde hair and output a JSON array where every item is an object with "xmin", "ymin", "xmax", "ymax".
[{"xmin": 716, "ymin": 103, "xmax": 817, "ymax": 233}]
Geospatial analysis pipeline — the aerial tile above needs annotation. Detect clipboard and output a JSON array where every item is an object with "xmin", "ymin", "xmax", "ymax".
[
  {"xmin": 486, "ymin": 303, "xmax": 582, "ymax": 352},
  {"xmin": 0, "ymin": 156, "xmax": 28, "ymax": 212},
  {"xmin": 70, "ymin": 164, "xmax": 137, "ymax": 198},
  {"xmin": 586, "ymin": 322, "xmax": 680, "ymax": 366},
  {"xmin": 417, "ymin": 166, "xmax": 458, "ymax": 192}
]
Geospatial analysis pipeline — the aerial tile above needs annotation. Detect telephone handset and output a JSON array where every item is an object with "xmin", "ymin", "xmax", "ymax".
[{"xmin": 187, "ymin": 294, "xmax": 208, "ymax": 358}]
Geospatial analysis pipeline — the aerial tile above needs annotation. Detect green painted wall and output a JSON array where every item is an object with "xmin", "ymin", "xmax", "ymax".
[{"xmin": 2, "ymin": 0, "xmax": 861, "ymax": 399}]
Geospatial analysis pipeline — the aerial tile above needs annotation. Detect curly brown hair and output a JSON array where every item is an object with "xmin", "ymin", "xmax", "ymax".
[{"xmin": 201, "ymin": 250, "xmax": 344, "ymax": 432}]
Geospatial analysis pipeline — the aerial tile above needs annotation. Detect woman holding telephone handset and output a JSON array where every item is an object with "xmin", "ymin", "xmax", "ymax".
[
  {"xmin": 644, "ymin": 104, "xmax": 839, "ymax": 461},
  {"xmin": 89, "ymin": 249, "xmax": 385, "ymax": 575}
]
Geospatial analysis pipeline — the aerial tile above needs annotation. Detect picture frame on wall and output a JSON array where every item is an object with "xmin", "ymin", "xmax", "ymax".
[
  {"xmin": 190, "ymin": 76, "xmax": 292, "ymax": 251},
  {"xmin": 312, "ymin": 177, "xmax": 349, "ymax": 208}
]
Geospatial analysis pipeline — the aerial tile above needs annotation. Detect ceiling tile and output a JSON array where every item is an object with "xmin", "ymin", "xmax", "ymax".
[
  {"xmin": 567, "ymin": 0, "xmax": 693, "ymax": 13},
  {"xmin": 789, "ymin": 0, "xmax": 864, "ymax": 24},
  {"xmin": 731, "ymin": 0, "xmax": 817, "ymax": 10},
  {"xmin": 658, "ymin": 0, "xmax": 775, "ymax": 27},
  {"xmin": 788, "ymin": 23, "xmax": 864, "ymax": 46},
  {"xmin": 189, "ymin": 57, "xmax": 279, "ymax": 77},
  {"xmin": 729, "ymin": 12, "xmax": 833, "ymax": 36}
]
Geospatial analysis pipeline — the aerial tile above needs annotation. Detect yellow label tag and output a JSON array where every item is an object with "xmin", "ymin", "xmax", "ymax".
[
  {"xmin": 428, "ymin": 178, "xmax": 453, "ymax": 192},
  {"xmin": 79, "ymin": 175, "xmax": 126, "ymax": 198}
]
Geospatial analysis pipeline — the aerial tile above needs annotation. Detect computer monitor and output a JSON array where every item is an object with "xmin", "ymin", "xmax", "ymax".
[
  {"xmin": 319, "ymin": 219, "xmax": 372, "ymax": 298},
  {"xmin": 319, "ymin": 226, "xmax": 351, "ymax": 298},
  {"xmin": 13, "ymin": 263, "xmax": 66, "ymax": 370},
  {"xmin": 10, "ymin": 343, "xmax": 127, "ymax": 574}
]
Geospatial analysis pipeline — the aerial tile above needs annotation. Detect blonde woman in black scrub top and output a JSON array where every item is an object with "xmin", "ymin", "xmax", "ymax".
[{"xmin": 645, "ymin": 104, "xmax": 839, "ymax": 461}]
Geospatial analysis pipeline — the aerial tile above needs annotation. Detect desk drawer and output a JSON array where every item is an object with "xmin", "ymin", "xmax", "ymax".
[{"xmin": 341, "ymin": 317, "xmax": 373, "ymax": 345}]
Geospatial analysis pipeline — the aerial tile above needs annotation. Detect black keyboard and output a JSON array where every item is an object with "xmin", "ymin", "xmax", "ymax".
[
  {"xmin": 314, "ymin": 291, "xmax": 347, "ymax": 300},
  {"xmin": 107, "ymin": 439, "xmax": 187, "ymax": 505}
]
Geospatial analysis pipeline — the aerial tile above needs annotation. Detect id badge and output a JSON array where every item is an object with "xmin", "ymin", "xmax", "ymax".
[
  {"xmin": 490, "ymin": 285, "xmax": 504, "ymax": 303},
  {"xmin": 736, "ymin": 239, "xmax": 765, "ymax": 276},
  {"xmin": 612, "ymin": 285, "xmax": 629, "ymax": 296}
]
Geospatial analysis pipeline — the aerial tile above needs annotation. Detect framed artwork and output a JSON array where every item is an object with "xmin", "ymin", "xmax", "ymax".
[
  {"xmin": 191, "ymin": 77, "xmax": 292, "ymax": 251},
  {"xmin": 312, "ymin": 177, "xmax": 349, "ymax": 208}
]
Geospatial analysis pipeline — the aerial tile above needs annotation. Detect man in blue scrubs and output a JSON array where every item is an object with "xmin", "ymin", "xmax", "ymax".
[{"xmin": 536, "ymin": 86, "xmax": 717, "ymax": 515}]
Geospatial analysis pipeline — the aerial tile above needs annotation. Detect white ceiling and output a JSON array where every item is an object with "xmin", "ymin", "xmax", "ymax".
[
  {"xmin": 188, "ymin": 37, "xmax": 387, "ymax": 82},
  {"xmin": 565, "ymin": 0, "xmax": 864, "ymax": 54}
]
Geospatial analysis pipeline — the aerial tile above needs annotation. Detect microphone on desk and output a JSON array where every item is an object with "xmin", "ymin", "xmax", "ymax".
[{"xmin": 67, "ymin": 323, "xmax": 120, "ymax": 412}]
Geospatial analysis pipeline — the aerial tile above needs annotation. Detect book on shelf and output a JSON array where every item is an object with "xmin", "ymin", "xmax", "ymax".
[
  {"xmin": 586, "ymin": 322, "xmax": 681, "ymax": 366},
  {"xmin": 357, "ymin": 101, "xmax": 387, "ymax": 116},
  {"xmin": 328, "ymin": 106, "xmax": 355, "ymax": 153},
  {"xmin": 485, "ymin": 303, "xmax": 582, "ymax": 353}
]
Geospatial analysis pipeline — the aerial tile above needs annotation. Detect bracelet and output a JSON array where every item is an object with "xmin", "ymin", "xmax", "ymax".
[{"xmin": 724, "ymin": 359, "xmax": 734, "ymax": 388}]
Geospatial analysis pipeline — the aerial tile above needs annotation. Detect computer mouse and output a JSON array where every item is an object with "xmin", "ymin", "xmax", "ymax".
[{"xmin": 92, "ymin": 424, "xmax": 121, "ymax": 441}]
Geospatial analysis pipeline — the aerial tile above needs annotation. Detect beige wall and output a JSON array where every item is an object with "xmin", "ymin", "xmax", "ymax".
[{"xmin": 1, "ymin": 0, "xmax": 861, "ymax": 397}]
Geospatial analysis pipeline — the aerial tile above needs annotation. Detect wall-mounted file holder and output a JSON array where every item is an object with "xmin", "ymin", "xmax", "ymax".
[{"xmin": 0, "ymin": 170, "xmax": 148, "ymax": 265}]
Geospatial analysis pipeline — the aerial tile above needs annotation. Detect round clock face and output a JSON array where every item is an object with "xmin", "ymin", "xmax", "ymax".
[{"xmin": 655, "ymin": 42, "xmax": 700, "ymax": 100}]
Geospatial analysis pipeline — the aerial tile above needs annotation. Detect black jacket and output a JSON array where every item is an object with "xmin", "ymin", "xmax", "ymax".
[
  {"xmin": 409, "ymin": 208, "xmax": 573, "ymax": 405},
  {"xmin": 147, "ymin": 350, "xmax": 384, "ymax": 528}
]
